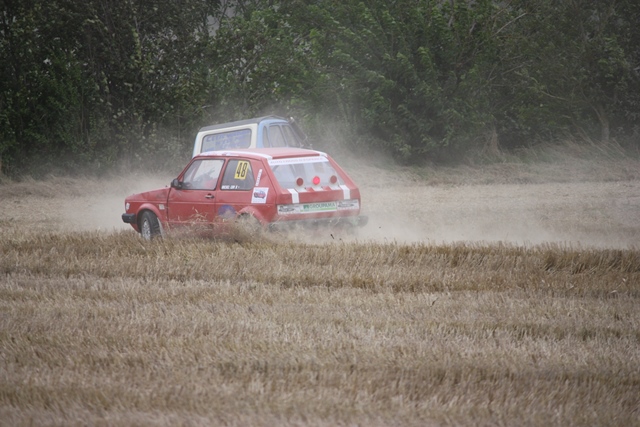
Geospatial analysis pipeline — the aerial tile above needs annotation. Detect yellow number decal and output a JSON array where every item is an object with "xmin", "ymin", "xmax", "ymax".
[{"xmin": 234, "ymin": 161, "xmax": 249, "ymax": 180}]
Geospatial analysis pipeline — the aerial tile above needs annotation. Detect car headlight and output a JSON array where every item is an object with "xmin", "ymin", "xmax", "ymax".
[{"xmin": 125, "ymin": 202, "xmax": 130, "ymax": 211}]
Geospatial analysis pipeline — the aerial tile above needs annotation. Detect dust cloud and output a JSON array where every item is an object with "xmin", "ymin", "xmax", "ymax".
[
  {"xmin": 0, "ymin": 173, "xmax": 174, "ymax": 234},
  {"xmin": 2, "ymin": 165, "xmax": 639, "ymax": 249},
  {"xmin": 66, "ymin": 175, "xmax": 175, "ymax": 232},
  {"xmin": 331, "ymin": 148, "xmax": 640, "ymax": 248},
  {"xmin": 357, "ymin": 180, "xmax": 640, "ymax": 249}
]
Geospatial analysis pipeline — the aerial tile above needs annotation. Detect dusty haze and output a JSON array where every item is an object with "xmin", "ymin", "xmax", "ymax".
[
  {"xmin": 1, "ymin": 157, "xmax": 639, "ymax": 249},
  {"xmin": 361, "ymin": 180, "xmax": 640, "ymax": 248}
]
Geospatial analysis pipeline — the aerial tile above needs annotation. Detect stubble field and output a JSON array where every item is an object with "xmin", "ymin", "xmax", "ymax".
[{"xmin": 1, "ymin": 151, "xmax": 639, "ymax": 426}]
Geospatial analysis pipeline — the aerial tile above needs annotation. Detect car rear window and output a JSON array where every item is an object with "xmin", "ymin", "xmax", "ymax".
[
  {"xmin": 202, "ymin": 129, "xmax": 252, "ymax": 152},
  {"xmin": 269, "ymin": 157, "xmax": 343, "ymax": 189}
]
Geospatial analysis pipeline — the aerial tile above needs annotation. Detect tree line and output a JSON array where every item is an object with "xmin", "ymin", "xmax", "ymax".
[{"xmin": 1, "ymin": 0, "xmax": 639, "ymax": 175}]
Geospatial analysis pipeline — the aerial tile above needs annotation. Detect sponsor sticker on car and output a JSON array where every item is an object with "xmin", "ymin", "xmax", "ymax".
[
  {"xmin": 251, "ymin": 187, "xmax": 269, "ymax": 204},
  {"xmin": 303, "ymin": 202, "xmax": 337, "ymax": 212},
  {"xmin": 278, "ymin": 201, "xmax": 338, "ymax": 215},
  {"xmin": 337, "ymin": 200, "xmax": 359, "ymax": 210}
]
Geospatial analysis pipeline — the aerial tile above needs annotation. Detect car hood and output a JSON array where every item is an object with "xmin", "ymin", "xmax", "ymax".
[{"xmin": 125, "ymin": 187, "xmax": 170, "ymax": 203}]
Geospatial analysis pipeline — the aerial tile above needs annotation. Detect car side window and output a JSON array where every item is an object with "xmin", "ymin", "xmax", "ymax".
[
  {"xmin": 220, "ymin": 159, "xmax": 255, "ymax": 191},
  {"xmin": 267, "ymin": 125, "xmax": 286, "ymax": 147},
  {"xmin": 182, "ymin": 159, "xmax": 224, "ymax": 190},
  {"xmin": 282, "ymin": 125, "xmax": 300, "ymax": 146}
]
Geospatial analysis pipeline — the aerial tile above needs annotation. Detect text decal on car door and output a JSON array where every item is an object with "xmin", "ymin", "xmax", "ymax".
[{"xmin": 235, "ymin": 161, "xmax": 250, "ymax": 180}]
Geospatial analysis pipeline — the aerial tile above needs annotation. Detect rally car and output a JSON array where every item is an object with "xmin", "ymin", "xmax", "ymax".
[{"xmin": 122, "ymin": 148, "xmax": 367, "ymax": 239}]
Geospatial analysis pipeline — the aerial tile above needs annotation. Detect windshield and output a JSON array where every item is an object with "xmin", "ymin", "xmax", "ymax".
[{"xmin": 269, "ymin": 157, "xmax": 343, "ymax": 189}]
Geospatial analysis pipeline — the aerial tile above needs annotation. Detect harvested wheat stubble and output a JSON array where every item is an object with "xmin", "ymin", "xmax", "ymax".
[
  {"xmin": 1, "ymin": 159, "xmax": 640, "ymax": 426},
  {"xmin": 1, "ymin": 227, "xmax": 639, "ymax": 426}
]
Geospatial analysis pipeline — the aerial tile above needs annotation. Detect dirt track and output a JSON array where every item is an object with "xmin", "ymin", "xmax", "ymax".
[{"xmin": 1, "ymin": 167, "xmax": 639, "ymax": 249}]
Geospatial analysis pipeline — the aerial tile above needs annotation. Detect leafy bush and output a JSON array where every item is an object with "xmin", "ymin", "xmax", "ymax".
[{"xmin": 1, "ymin": 0, "xmax": 639, "ymax": 174}]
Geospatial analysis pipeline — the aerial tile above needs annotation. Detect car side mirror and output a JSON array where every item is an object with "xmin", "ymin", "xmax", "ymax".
[{"xmin": 171, "ymin": 178, "xmax": 182, "ymax": 189}]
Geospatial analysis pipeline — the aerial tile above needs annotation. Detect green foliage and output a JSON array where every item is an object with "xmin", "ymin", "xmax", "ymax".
[
  {"xmin": 489, "ymin": 0, "xmax": 640, "ymax": 148},
  {"xmin": 278, "ymin": 0, "xmax": 511, "ymax": 161},
  {"xmin": 0, "ymin": 0, "xmax": 222, "ymax": 175},
  {"xmin": 1, "ymin": 0, "xmax": 639, "ymax": 174},
  {"xmin": 0, "ymin": 0, "xmax": 91, "ymax": 173}
]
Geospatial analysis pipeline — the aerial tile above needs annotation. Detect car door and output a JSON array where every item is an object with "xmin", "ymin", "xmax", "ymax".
[
  {"xmin": 216, "ymin": 158, "xmax": 258, "ymax": 220},
  {"xmin": 166, "ymin": 158, "xmax": 225, "ymax": 228}
]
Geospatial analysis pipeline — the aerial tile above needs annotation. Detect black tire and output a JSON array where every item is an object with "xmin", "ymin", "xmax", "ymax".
[{"xmin": 140, "ymin": 211, "xmax": 161, "ymax": 240}]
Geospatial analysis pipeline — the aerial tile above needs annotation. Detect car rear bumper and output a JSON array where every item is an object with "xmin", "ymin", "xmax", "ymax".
[
  {"xmin": 268, "ymin": 215, "xmax": 368, "ymax": 231},
  {"xmin": 122, "ymin": 213, "xmax": 136, "ymax": 224}
]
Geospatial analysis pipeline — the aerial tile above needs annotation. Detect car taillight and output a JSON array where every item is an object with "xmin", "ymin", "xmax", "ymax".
[
  {"xmin": 296, "ymin": 177, "xmax": 304, "ymax": 186},
  {"xmin": 312, "ymin": 176, "xmax": 321, "ymax": 185},
  {"xmin": 329, "ymin": 175, "xmax": 338, "ymax": 184}
]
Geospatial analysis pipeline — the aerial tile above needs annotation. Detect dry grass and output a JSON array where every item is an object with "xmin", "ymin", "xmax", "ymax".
[
  {"xmin": 1, "ymin": 228, "xmax": 639, "ymax": 426},
  {"xmin": 1, "ymin": 150, "xmax": 640, "ymax": 426}
]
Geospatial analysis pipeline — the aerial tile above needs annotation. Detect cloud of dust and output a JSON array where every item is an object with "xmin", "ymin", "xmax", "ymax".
[
  {"xmin": 353, "ymin": 178, "xmax": 640, "ymax": 249},
  {"xmin": 299, "ymin": 117, "xmax": 640, "ymax": 249},
  {"xmin": 62, "ymin": 160, "xmax": 635, "ymax": 249},
  {"xmin": 10, "ymin": 165, "xmax": 637, "ymax": 249},
  {"xmin": 9, "ymin": 119, "xmax": 635, "ymax": 250},
  {"xmin": 57, "ymin": 173, "xmax": 176, "ymax": 233}
]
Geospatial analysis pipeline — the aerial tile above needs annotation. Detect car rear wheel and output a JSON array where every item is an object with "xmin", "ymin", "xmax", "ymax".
[
  {"xmin": 236, "ymin": 214, "xmax": 263, "ymax": 236},
  {"xmin": 140, "ymin": 211, "xmax": 161, "ymax": 240}
]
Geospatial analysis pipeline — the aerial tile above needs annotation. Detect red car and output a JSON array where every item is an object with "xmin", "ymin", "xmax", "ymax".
[{"xmin": 122, "ymin": 148, "xmax": 367, "ymax": 239}]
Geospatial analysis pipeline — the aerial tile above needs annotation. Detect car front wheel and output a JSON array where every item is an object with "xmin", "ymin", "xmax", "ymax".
[{"xmin": 140, "ymin": 211, "xmax": 161, "ymax": 240}]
